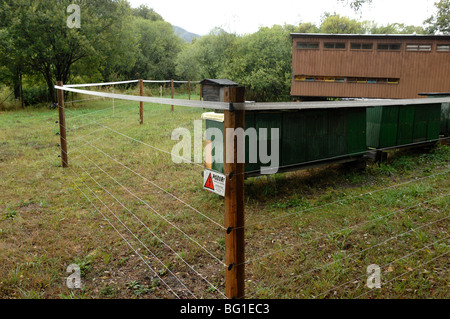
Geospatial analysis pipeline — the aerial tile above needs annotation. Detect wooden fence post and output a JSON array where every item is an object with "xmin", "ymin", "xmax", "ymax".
[
  {"xmin": 188, "ymin": 80, "xmax": 191, "ymax": 101},
  {"xmin": 171, "ymin": 79, "xmax": 174, "ymax": 112},
  {"xmin": 57, "ymin": 81, "xmax": 68, "ymax": 168},
  {"xmin": 223, "ymin": 86, "xmax": 246, "ymax": 299},
  {"xmin": 139, "ymin": 79, "xmax": 144, "ymax": 125}
]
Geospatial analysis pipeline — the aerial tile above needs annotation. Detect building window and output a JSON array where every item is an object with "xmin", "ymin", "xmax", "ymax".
[
  {"xmin": 324, "ymin": 42, "xmax": 346, "ymax": 49},
  {"xmin": 377, "ymin": 43, "xmax": 401, "ymax": 51},
  {"xmin": 406, "ymin": 44, "xmax": 432, "ymax": 51},
  {"xmin": 294, "ymin": 75, "xmax": 400, "ymax": 85},
  {"xmin": 297, "ymin": 42, "xmax": 319, "ymax": 49},
  {"xmin": 437, "ymin": 44, "xmax": 450, "ymax": 52},
  {"xmin": 350, "ymin": 43, "xmax": 373, "ymax": 50}
]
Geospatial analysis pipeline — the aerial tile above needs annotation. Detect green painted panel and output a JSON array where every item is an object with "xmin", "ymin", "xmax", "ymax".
[
  {"xmin": 328, "ymin": 109, "xmax": 348, "ymax": 157},
  {"xmin": 379, "ymin": 106, "xmax": 399, "ymax": 148},
  {"xmin": 442, "ymin": 103, "xmax": 450, "ymax": 136},
  {"xmin": 366, "ymin": 106, "xmax": 383, "ymax": 148},
  {"xmin": 204, "ymin": 107, "xmax": 366, "ymax": 176},
  {"xmin": 426, "ymin": 103, "xmax": 441, "ymax": 141},
  {"xmin": 413, "ymin": 105, "xmax": 429, "ymax": 142},
  {"xmin": 348, "ymin": 108, "xmax": 367, "ymax": 154},
  {"xmin": 243, "ymin": 113, "xmax": 259, "ymax": 173},
  {"xmin": 254, "ymin": 112, "xmax": 282, "ymax": 172},
  {"xmin": 281, "ymin": 112, "xmax": 308, "ymax": 165},
  {"xmin": 397, "ymin": 105, "xmax": 415, "ymax": 145},
  {"xmin": 306, "ymin": 110, "xmax": 328, "ymax": 161}
]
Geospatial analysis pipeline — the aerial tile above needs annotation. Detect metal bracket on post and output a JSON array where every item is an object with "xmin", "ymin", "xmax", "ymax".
[{"xmin": 229, "ymin": 101, "xmax": 234, "ymax": 112}]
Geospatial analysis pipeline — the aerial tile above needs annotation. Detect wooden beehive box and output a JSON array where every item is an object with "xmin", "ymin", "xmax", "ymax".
[{"xmin": 200, "ymin": 79, "xmax": 239, "ymax": 102}]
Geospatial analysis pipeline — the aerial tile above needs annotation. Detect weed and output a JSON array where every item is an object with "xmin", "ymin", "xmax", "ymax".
[
  {"xmin": 4, "ymin": 207, "xmax": 17, "ymax": 220},
  {"xmin": 126, "ymin": 280, "xmax": 153, "ymax": 296},
  {"xmin": 73, "ymin": 255, "xmax": 94, "ymax": 278}
]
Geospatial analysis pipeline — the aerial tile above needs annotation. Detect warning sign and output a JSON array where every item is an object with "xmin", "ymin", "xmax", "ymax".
[{"xmin": 203, "ymin": 170, "xmax": 226, "ymax": 197}]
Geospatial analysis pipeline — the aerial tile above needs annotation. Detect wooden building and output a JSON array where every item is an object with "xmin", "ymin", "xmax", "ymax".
[{"xmin": 290, "ymin": 34, "xmax": 450, "ymax": 100}]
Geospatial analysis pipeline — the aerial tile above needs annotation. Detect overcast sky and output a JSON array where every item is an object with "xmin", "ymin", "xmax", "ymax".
[{"xmin": 127, "ymin": 0, "xmax": 438, "ymax": 35}]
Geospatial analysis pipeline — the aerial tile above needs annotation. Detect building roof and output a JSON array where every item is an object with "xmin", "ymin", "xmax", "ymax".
[
  {"xmin": 290, "ymin": 33, "xmax": 450, "ymax": 40},
  {"xmin": 200, "ymin": 79, "xmax": 239, "ymax": 86}
]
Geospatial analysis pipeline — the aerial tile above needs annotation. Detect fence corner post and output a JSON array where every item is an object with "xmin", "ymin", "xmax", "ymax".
[
  {"xmin": 188, "ymin": 80, "xmax": 191, "ymax": 101},
  {"xmin": 224, "ymin": 86, "xmax": 246, "ymax": 299},
  {"xmin": 171, "ymin": 79, "xmax": 174, "ymax": 112},
  {"xmin": 57, "ymin": 81, "xmax": 68, "ymax": 168},
  {"xmin": 139, "ymin": 79, "xmax": 144, "ymax": 125}
]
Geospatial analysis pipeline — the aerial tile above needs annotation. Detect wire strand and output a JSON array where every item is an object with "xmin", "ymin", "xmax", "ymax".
[
  {"xmin": 314, "ymin": 235, "xmax": 449, "ymax": 298},
  {"xmin": 239, "ymin": 192, "xmax": 449, "ymax": 267},
  {"xmin": 83, "ymin": 139, "xmax": 225, "ymax": 229},
  {"xmin": 239, "ymin": 168, "xmax": 449, "ymax": 230},
  {"xmin": 67, "ymin": 147, "xmax": 227, "ymax": 267},
  {"xmin": 354, "ymin": 250, "xmax": 449, "ymax": 299},
  {"xmin": 245, "ymin": 213, "xmax": 449, "ymax": 299},
  {"xmin": 71, "ymin": 158, "xmax": 225, "ymax": 298},
  {"xmin": 70, "ymin": 160, "xmax": 198, "ymax": 298},
  {"xmin": 63, "ymin": 160, "xmax": 182, "ymax": 299}
]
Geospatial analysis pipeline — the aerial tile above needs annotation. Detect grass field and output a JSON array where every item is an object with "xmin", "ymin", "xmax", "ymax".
[{"xmin": 0, "ymin": 93, "xmax": 448, "ymax": 299}]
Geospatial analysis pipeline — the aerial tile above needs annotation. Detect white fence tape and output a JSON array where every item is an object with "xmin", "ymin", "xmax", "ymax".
[
  {"xmin": 241, "ymin": 97, "xmax": 450, "ymax": 110},
  {"xmin": 58, "ymin": 81, "xmax": 450, "ymax": 111},
  {"xmin": 142, "ymin": 80, "xmax": 201, "ymax": 84},
  {"xmin": 54, "ymin": 85, "xmax": 230, "ymax": 110},
  {"xmin": 65, "ymin": 80, "xmax": 140, "ymax": 88}
]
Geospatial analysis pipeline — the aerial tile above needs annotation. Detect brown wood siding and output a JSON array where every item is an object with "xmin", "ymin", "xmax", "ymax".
[{"xmin": 291, "ymin": 35, "xmax": 450, "ymax": 99}]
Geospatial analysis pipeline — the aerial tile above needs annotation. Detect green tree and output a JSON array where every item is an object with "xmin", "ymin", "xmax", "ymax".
[
  {"xmin": 226, "ymin": 25, "xmax": 294, "ymax": 101},
  {"xmin": 425, "ymin": 0, "xmax": 450, "ymax": 34},
  {"xmin": 132, "ymin": 4, "xmax": 163, "ymax": 21},
  {"xmin": 368, "ymin": 22, "xmax": 426, "ymax": 34},
  {"xmin": 1, "ymin": 0, "xmax": 134, "ymax": 102},
  {"xmin": 129, "ymin": 18, "xmax": 183, "ymax": 80},
  {"xmin": 294, "ymin": 22, "xmax": 320, "ymax": 33},
  {"xmin": 320, "ymin": 13, "xmax": 367, "ymax": 34},
  {"xmin": 175, "ymin": 28, "xmax": 237, "ymax": 80}
]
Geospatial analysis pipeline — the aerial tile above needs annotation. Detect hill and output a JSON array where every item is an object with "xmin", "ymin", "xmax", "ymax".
[{"xmin": 173, "ymin": 26, "xmax": 201, "ymax": 43}]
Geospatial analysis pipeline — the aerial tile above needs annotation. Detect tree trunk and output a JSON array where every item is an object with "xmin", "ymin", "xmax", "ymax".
[
  {"xmin": 13, "ymin": 67, "xmax": 21, "ymax": 100},
  {"xmin": 42, "ymin": 68, "xmax": 56, "ymax": 103}
]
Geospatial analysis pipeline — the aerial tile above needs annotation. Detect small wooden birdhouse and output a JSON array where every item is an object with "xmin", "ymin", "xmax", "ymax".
[{"xmin": 200, "ymin": 79, "xmax": 239, "ymax": 102}]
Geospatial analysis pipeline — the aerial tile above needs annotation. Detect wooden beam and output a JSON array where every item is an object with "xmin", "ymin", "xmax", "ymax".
[
  {"xmin": 188, "ymin": 80, "xmax": 191, "ymax": 100},
  {"xmin": 223, "ymin": 86, "xmax": 246, "ymax": 299},
  {"xmin": 139, "ymin": 79, "xmax": 144, "ymax": 125},
  {"xmin": 171, "ymin": 79, "xmax": 174, "ymax": 112},
  {"xmin": 57, "ymin": 81, "xmax": 68, "ymax": 168}
]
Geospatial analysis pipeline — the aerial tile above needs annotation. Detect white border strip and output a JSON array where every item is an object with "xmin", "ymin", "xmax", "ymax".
[{"xmin": 55, "ymin": 85, "xmax": 230, "ymax": 110}]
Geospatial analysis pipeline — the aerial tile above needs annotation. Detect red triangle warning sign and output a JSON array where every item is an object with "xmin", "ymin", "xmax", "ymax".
[{"xmin": 204, "ymin": 173, "xmax": 215, "ymax": 191}]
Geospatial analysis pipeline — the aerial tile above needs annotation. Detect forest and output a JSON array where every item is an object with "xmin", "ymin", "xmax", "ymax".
[{"xmin": 0, "ymin": 0, "xmax": 449, "ymax": 107}]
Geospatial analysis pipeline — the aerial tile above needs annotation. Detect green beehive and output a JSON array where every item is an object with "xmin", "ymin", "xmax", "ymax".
[
  {"xmin": 366, "ymin": 103, "xmax": 441, "ymax": 149},
  {"xmin": 419, "ymin": 92, "xmax": 450, "ymax": 136},
  {"xmin": 202, "ymin": 107, "xmax": 367, "ymax": 176},
  {"xmin": 418, "ymin": 93, "xmax": 450, "ymax": 137},
  {"xmin": 443, "ymin": 102, "xmax": 450, "ymax": 136}
]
